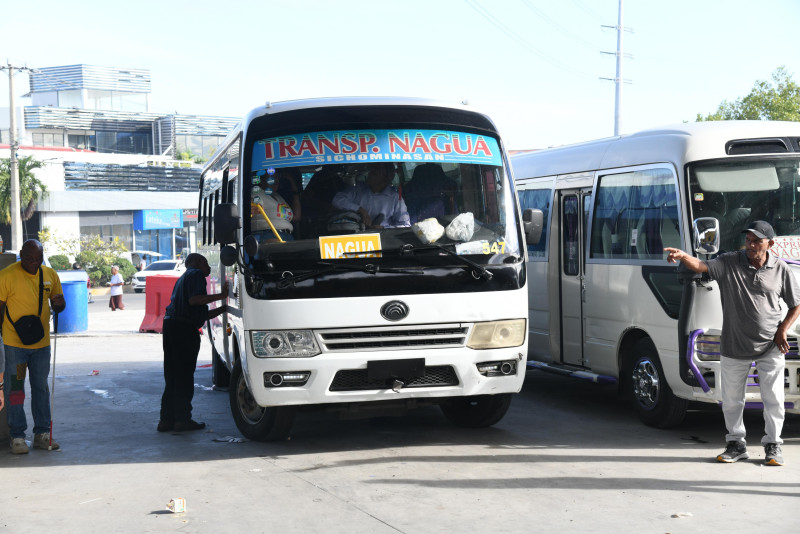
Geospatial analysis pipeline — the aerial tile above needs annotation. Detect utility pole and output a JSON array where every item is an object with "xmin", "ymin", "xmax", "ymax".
[
  {"xmin": 600, "ymin": 0, "xmax": 631, "ymax": 137},
  {"xmin": 1, "ymin": 62, "xmax": 34, "ymax": 251}
]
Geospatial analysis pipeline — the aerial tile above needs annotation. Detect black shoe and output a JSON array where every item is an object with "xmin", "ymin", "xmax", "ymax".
[
  {"xmin": 764, "ymin": 443, "xmax": 784, "ymax": 466},
  {"xmin": 157, "ymin": 420, "xmax": 174, "ymax": 432},
  {"xmin": 716, "ymin": 441, "xmax": 748, "ymax": 463},
  {"xmin": 173, "ymin": 420, "xmax": 206, "ymax": 432}
]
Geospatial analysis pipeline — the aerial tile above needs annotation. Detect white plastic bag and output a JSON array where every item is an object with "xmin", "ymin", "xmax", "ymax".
[
  {"xmin": 412, "ymin": 218, "xmax": 445, "ymax": 244},
  {"xmin": 446, "ymin": 212, "xmax": 475, "ymax": 241}
]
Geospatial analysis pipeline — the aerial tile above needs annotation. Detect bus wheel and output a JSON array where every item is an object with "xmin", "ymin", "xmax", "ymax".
[
  {"xmin": 440, "ymin": 394, "xmax": 512, "ymax": 428},
  {"xmin": 229, "ymin": 360, "xmax": 295, "ymax": 441},
  {"xmin": 211, "ymin": 346, "xmax": 230, "ymax": 389},
  {"xmin": 626, "ymin": 338, "xmax": 687, "ymax": 428}
]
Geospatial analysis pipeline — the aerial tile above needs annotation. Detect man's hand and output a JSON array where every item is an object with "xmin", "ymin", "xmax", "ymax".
[
  {"xmin": 358, "ymin": 207, "xmax": 372, "ymax": 228},
  {"xmin": 221, "ymin": 282, "xmax": 230, "ymax": 300},
  {"xmin": 663, "ymin": 247, "xmax": 709, "ymax": 273},
  {"xmin": 51, "ymin": 293, "xmax": 66, "ymax": 313},
  {"xmin": 775, "ymin": 327, "xmax": 791, "ymax": 354}
]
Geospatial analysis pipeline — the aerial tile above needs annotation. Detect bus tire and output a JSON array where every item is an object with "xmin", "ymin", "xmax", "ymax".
[
  {"xmin": 440, "ymin": 394, "xmax": 512, "ymax": 428},
  {"xmin": 229, "ymin": 359, "xmax": 296, "ymax": 441},
  {"xmin": 211, "ymin": 346, "xmax": 230, "ymax": 388},
  {"xmin": 625, "ymin": 338, "xmax": 688, "ymax": 428}
]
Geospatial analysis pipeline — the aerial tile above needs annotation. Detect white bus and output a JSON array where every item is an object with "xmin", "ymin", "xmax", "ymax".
[
  {"xmin": 512, "ymin": 121, "xmax": 800, "ymax": 428},
  {"xmin": 200, "ymin": 97, "xmax": 536, "ymax": 441}
]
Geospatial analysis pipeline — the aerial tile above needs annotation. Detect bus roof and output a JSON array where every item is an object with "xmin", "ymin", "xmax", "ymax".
[{"xmin": 512, "ymin": 121, "xmax": 800, "ymax": 180}]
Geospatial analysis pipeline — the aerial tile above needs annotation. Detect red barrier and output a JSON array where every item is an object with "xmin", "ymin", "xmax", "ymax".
[{"xmin": 139, "ymin": 275, "xmax": 180, "ymax": 333}]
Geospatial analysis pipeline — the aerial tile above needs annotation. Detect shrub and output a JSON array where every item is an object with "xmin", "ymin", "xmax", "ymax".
[{"xmin": 49, "ymin": 254, "xmax": 71, "ymax": 270}]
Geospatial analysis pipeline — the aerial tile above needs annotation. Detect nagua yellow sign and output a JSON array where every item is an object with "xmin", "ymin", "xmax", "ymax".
[{"xmin": 319, "ymin": 234, "xmax": 382, "ymax": 259}]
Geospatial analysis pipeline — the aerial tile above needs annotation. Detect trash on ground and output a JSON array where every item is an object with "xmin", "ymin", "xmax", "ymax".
[
  {"xmin": 88, "ymin": 370, "xmax": 100, "ymax": 376},
  {"xmin": 671, "ymin": 512, "xmax": 693, "ymax": 519},
  {"xmin": 166, "ymin": 498, "xmax": 186, "ymax": 513},
  {"xmin": 213, "ymin": 436, "xmax": 244, "ymax": 443}
]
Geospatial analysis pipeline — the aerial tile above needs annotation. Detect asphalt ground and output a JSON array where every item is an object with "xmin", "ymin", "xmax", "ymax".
[{"xmin": 1, "ymin": 292, "xmax": 800, "ymax": 533}]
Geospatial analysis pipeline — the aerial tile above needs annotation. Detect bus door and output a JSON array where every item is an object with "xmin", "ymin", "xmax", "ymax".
[{"xmin": 559, "ymin": 189, "xmax": 591, "ymax": 367}]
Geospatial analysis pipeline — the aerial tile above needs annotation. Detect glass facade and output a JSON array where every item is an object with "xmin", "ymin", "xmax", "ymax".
[{"xmin": 176, "ymin": 134, "xmax": 225, "ymax": 160}]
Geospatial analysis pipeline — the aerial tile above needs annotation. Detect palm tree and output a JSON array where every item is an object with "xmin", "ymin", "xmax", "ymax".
[{"xmin": 0, "ymin": 155, "xmax": 48, "ymax": 224}]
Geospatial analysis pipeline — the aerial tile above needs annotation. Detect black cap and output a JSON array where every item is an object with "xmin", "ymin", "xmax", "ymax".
[{"xmin": 742, "ymin": 220, "xmax": 775, "ymax": 240}]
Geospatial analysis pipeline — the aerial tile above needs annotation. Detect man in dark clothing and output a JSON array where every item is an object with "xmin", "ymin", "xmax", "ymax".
[
  {"xmin": 158, "ymin": 253, "xmax": 228, "ymax": 432},
  {"xmin": 666, "ymin": 220, "xmax": 800, "ymax": 466}
]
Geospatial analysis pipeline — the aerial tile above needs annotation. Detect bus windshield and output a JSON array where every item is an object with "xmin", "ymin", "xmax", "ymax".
[
  {"xmin": 688, "ymin": 157, "xmax": 800, "ymax": 255},
  {"xmin": 243, "ymin": 128, "xmax": 521, "ymax": 282}
]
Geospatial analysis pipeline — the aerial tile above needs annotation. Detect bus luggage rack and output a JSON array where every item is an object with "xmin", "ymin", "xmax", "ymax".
[
  {"xmin": 319, "ymin": 324, "xmax": 468, "ymax": 352},
  {"xmin": 330, "ymin": 365, "xmax": 459, "ymax": 391}
]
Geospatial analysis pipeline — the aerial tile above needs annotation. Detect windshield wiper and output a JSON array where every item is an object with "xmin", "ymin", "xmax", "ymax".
[
  {"xmin": 276, "ymin": 261, "xmax": 424, "ymax": 289},
  {"xmin": 348, "ymin": 243, "xmax": 493, "ymax": 281}
]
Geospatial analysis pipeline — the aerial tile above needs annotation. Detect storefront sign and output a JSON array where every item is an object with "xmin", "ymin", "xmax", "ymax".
[{"xmin": 134, "ymin": 209, "xmax": 183, "ymax": 230}]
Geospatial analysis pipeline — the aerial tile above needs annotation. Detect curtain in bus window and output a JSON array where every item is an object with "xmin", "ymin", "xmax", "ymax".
[
  {"xmin": 517, "ymin": 189, "xmax": 550, "ymax": 258},
  {"xmin": 563, "ymin": 196, "xmax": 580, "ymax": 275},
  {"xmin": 592, "ymin": 169, "xmax": 679, "ymax": 261}
]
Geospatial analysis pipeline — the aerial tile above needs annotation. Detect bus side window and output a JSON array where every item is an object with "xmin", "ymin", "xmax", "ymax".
[
  {"xmin": 518, "ymin": 188, "xmax": 551, "ymax": 258},
  {"xmin": 592, "ymin": 169, "xmax": 680, "ymax": 261}
]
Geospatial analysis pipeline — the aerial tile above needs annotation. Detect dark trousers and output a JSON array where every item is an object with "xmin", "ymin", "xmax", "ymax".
[{"xmin": 159, "ymin": 319, "xmax": 201, "ymax": 423}]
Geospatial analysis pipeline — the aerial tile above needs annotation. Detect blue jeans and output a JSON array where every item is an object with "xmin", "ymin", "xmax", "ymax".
[{"xmin": 4, "ymin": 345, "xmax": 52, "ymax": 438}]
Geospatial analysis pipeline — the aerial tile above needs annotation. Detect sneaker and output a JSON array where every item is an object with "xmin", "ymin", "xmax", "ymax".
[
  {"xmin": 716, "ymin": 441, "xmax": 748, "ymax": 463},
  {"xmin": 33, "ymin": 433, "xmax": 60, "ymax": 450},
  {"xmin": 173, "ymin": 420, "xmax": 206, "ymax": 432},
  {"xmin": 157, "ymin": 420, "xmax": 174, "ymax": 432},
  {"xmin": 764, "ymin": 443, "xmax": 784, "ymax": 466},
  {"xmin": 10, "ymin": 437, "xmax": 29, "ymax": 455}
]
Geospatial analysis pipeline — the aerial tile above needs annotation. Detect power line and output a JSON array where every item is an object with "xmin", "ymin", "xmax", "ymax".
[
  {"xmin": 572, "ymin": 0, "xmax": 608, "ymax": 23},
  {"xmin": 464, "ymin": 0, "xmax": 594, "ymax": 80},
  {"xmin": 520, "ymin": 0, "xmax": 602, "ymax": 51}
]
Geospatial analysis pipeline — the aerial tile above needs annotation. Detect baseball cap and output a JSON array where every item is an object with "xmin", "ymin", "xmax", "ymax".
[{"xmin": 742, "ymin": 220, "xmax": 775, "ymax": 240}]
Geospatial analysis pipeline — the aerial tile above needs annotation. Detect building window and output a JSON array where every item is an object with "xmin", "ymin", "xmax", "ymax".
[
  {"xmin": 31, "ymin": 132, "xmax": 64, "ymax": 147},
  {"xmin": 68, "ymin": 133, "xmax": 96, "ymax": 151},
  {"xmin": 96, "ymin": 131, "xmax": 152, "ymax": 155}
]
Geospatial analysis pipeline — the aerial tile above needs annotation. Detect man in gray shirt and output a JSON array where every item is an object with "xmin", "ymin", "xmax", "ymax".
[{"xmin": 666, "ymin": 220, "xmax": 800, "ymax": 466}]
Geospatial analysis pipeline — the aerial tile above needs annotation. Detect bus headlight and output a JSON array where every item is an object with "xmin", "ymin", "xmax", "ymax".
[
  {"xmin": 467, "ymin": 319, "xmax": 526, "ymax": 349},
  {"xmin": 250, "ymin": 330, "xmax": 320, "ymax": 358},
  {"xmin": 695, "ymin": 334, "xmax": 721, "ymax": 361}
]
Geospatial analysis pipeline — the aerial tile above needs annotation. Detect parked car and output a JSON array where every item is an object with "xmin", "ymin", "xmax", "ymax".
[{"xmin": 131, "ymin": 259, "xmax": 186, "ymax": 293}]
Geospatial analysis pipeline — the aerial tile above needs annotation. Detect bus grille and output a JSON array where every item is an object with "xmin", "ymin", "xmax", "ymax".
[
  {"xmin": 318, "ymin": 324, "xmax": 468, "ymax": 352},
  {"xmin": 329, "ymin": 365, "xmax": 459, "ymax": 391}
]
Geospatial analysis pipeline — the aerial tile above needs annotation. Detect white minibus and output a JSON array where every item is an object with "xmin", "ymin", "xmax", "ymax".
[
  {"xmin": 200, "ymin": 97, "xmax": 535, "ymax": 440},
  {"xmin": 512, "ymin": 121, "xmax": 800, "ymax": 427}
]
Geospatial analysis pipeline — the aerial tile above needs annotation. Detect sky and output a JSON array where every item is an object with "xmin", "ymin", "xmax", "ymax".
[{"xmin": 2, "ymin": 0, "xmax": 799, "ymax": 150}]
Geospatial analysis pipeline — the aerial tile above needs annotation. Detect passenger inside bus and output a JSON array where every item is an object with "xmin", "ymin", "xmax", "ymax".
[
  {"xmin": 251, "ymin": 167, "xmax": 302, "ymax": 242},
  {"xmin": 299, "ymin": 165, "xmax": 346, "ymax": 238},
  {"xmin": 331, "ymin": 162, "xmax": 410, "ymax": 229},
  {"xmin": 404, "ymin": 163, "xmax": 458, "ymax": 224}
]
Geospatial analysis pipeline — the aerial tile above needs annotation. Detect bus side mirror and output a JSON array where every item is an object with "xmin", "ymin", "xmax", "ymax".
[
  {"xmin": 523, "ymin": 208, "xmax": 544, "ymax": 245},
  {"xmin": 220, "ymin": 245, "xmax": 238, "ymax": 267},
  {"xmin": 693, "ymin": 217, "xmax": 720, "ymax": 255},
  {"xmin": 214, "ymin": 203, "xmax": 241, "ymax": 245}
]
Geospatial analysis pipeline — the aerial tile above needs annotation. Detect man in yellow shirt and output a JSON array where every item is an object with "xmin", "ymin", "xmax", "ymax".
[{"xmin": 0, "ymin": 240, "xmax": 65, "ymax": 454}]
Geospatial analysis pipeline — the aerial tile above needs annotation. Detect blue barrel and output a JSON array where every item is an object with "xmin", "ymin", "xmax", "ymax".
[{"xmin": 59, "ymin": 280, "xmax": 88, "ymax": 333}]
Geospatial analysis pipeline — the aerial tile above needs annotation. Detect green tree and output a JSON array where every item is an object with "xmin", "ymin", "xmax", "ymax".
[
  {"xmin": 0, "ymin": 155, "xmax": 49, "ymax": 224},
  {"xmin": 75, "ymin": 235, "xmax": 129, "ymax": 286},
  {"xmin": 48, "ymin": 254, "xmax": 71, "ymax": 270},
  {"xmin": 697, "ymin": 66, "xmax": 800, "ymax": 122}
]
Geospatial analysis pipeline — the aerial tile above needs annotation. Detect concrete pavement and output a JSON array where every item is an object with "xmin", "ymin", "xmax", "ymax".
[{"xmin": 2, "ymin": 293, "xmax": 800, "ymax": 532}]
